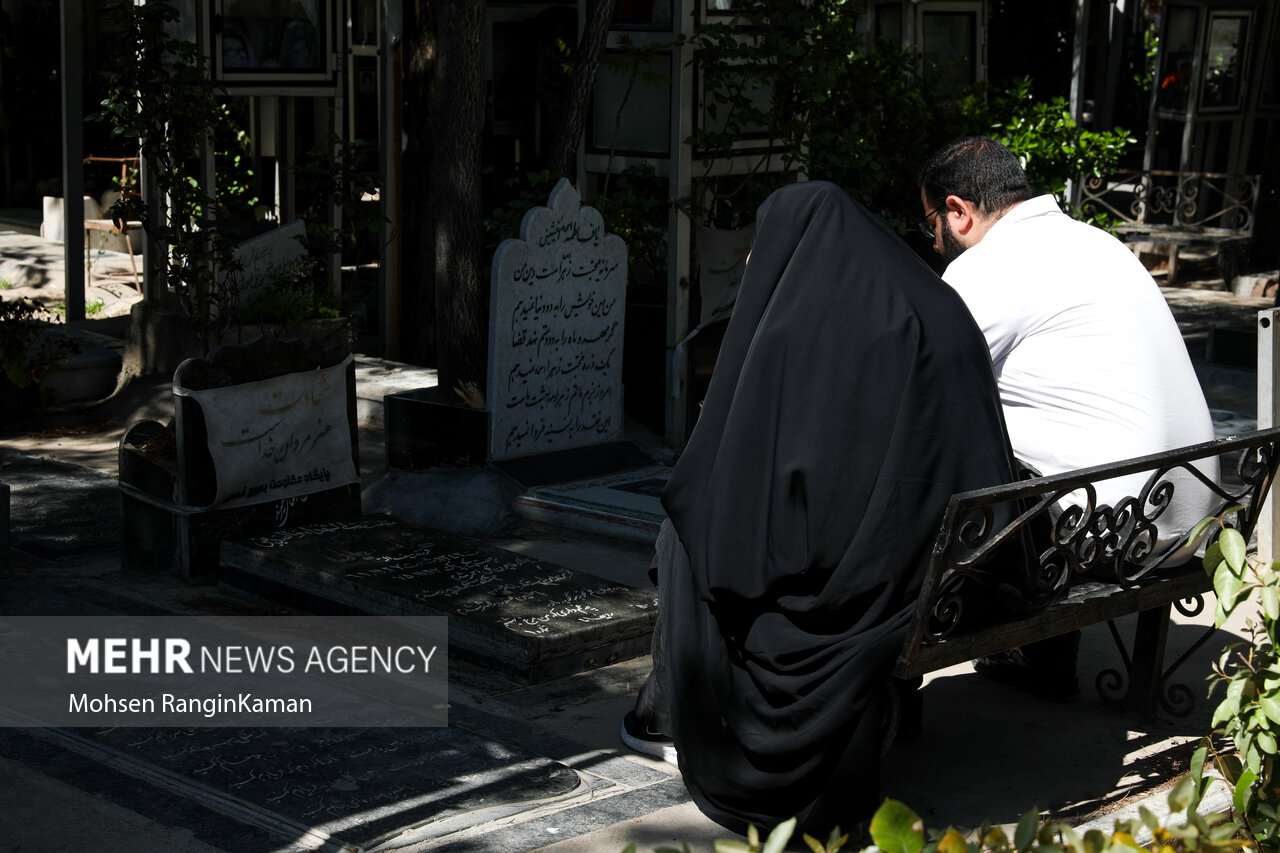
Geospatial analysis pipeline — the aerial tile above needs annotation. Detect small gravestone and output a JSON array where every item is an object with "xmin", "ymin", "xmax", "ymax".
[
  {"xmin": 224, "ymin": 219, "xmax": 308, "ymax": 312},
  {"xmin": 220, "ymin": 515, "xmax": 658, "ymax": 683},
  {"xmin": 487, "ymin": 179, "xmax": 628, "ymax": 461}
]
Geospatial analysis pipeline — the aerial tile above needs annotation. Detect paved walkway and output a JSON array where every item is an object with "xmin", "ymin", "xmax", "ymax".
[{"xmin": 0, "ymin": 234, "xmax": 1273, "ymax": 850}]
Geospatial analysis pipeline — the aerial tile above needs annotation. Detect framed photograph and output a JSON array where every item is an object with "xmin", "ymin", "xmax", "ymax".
[
  {"xmin": 1200, "ymin": 11, "xmax": 1251, "ymax": 112},
  {"xmin": 694, "ymin": 57, "xmax": 779, "ymax": 155},
  {"xmin": 214, "ymin": 0, "xmax": 336, "ymax": 91},
  {"xmin": 588, "ymin": 49, "xmax": 673, "ymax": 157}
]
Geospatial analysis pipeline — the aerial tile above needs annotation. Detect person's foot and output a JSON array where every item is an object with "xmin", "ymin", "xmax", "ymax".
[
  {"xmin": 620, "ymin": 711, "xmax": 678, "ymax": 765},
  {"xmin": 972, "ymin": 648, "xmax": 1080, "ymax": 703}
]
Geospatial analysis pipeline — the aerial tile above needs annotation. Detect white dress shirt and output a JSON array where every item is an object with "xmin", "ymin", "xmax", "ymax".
[{"xmin": 943, "ymin": 194, "xmax": 1219, "ymax": 558}]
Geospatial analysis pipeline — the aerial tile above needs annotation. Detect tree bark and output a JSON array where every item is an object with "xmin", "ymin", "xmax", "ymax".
[
  {"xmin": 431, "ymin": 0, "xmax": 488, "ymax": 394},
  {"xmin": 400, "ymin": 0, "xmax": 436, "ymax": 366},
  {"xmin": 546, "ymin": 0, "xmax": 615, "ymax": 179}
]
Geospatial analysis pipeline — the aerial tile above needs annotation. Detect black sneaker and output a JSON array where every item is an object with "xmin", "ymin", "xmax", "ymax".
[{"xmin": 620, "ymin": 711, "xmax": 678, "ymax": 764}]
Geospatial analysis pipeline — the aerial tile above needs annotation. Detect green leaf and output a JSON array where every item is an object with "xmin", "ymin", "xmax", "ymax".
[
  {"xmin": 1234, "ymin": 767, "xmax": 1259, "ymax": 812},
  {"xmin": 1247, "ymin": 741, "xmax": 1264, "ymax": 774},
  {"xmin": 1263, "ymin": 586, "xmax": 1280, "ymax": 622},
  {"xmin": 762, "ymin": 818, "xmax": 797, "ymax": 853},
  {"xmin": 870, "ymin": 800, "xmax": 925, "ymax": 853},
  {"xmin": 1188, "ymin": 516, "xmax": 1218, "ymax": 546},
  {"xmin": 937, "ymin": 828, "xmax": 967, "ymax": 853},
  {"xmin": 1260, "ymin": 693, "xmax": 1280, "ymax": 728},
  {"xmin": 1168, "ymin": 775, "xmax": 1196, "ymax": 813},
  {"xmin": 1138, "ymin": 806, "xmax": 1160, "ymax": 832},
  {"xmin": 1110, "ymin": 830, "xmax": 1142, "ymax": 850},
  {"xmin": 1014, "ymin": 808, "xmax": 1039, "ymax": 851},
  {"xmin": 1215, "ymin": 559, "xmax": 1245, "ymax": 600},
  {"xmin": 1258, "ymin": 729, "xmax": 1278, "ymax": 754},
  {"xmin": 1220, "ymin": 528, "xmax": 1248, "ymax": 573},
  {"xmin": 1204, "ymin": 541, "xmax": 1224, "ymax": 575}
]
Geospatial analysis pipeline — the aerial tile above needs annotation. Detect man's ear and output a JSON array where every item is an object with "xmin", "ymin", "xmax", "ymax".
[{"xmin": 945, "ymin": 194, "xmax": 981, "ymax": 238}]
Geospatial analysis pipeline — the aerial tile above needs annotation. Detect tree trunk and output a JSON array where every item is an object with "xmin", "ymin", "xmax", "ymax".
[
  {"xmin": 431, "ymin": 0, "xmax": 488, "ymax": 395},
  {"xmin": 401, "ymin": 0, "xmax": 436, "ymax": 366},
  {"xmin": 546, "ymin": 0, "xmax": 615, "ymax": 179}
]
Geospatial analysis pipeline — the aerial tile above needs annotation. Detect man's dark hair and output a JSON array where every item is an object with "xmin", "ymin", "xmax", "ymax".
[{"xmin": 918, "ymin": 136, "xmax": 1033, "ymax": 215}]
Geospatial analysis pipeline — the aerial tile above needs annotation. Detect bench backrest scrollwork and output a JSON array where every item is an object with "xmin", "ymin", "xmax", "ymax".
[
  {"xmin": 1079, "ymin": 170, "xmax": 1262, "ymax": 236},
  {"xmin": 902, "ymin": 428, "xmax": 1280, "ymax": 669}
]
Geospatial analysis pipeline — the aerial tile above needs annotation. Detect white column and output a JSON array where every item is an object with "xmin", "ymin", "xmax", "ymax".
[
  {"xmin": 1257, "ymin": 308, "xmax": 1280, "ymax": 562},
  {"xmin": 59, "ymin": 0, "xmax": 85, "ymax": 323}
]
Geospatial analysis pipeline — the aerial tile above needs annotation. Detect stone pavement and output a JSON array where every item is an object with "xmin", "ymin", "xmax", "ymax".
[{"xmin": 0, "ymin": 270, "xmax": 1272, "ymax": 851}]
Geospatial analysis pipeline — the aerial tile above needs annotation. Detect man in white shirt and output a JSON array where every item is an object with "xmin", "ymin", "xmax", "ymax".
[{"xmin": 917, "ymin": 136, "xmax": 1219, "ymax": 700}]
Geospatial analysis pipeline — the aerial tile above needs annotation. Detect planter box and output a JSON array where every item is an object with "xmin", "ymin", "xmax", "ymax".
[{"xmin": 384, "ymin": 387, "xmax": 489, "ymax": 469}]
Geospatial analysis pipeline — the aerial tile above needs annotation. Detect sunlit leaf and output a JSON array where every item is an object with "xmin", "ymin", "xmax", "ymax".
[
  {"xmin": 1257, "ymin": 729, "xmax": 1278, "ymax": 754},
  {"xmin": 1215, "ymin": 561, "xmax": 1245, "ymax": 607},
  {"xmin": 1188, "ymin": 516, "xmax": 1218, "ymax": 546},
  {"xmin": 762, "ymin": 818, "xmax": 797, "ymax": 853},
  {"xmin": 1264, "ymin": 587, "xmax": 1280, "ymax": 622},
  {"xmin": 1110, "ymin": 830, "xmax": 1142, "ymax": 850},
  {"xmin": 937, "ymin": 828, "xmax": 967, "ymax": 853},
  {"xmin": 1168, "ymin": 775, "xmax": 1195, "ymax": 812},
  {"xmin": 870, "ymin": 800, "xmax": 925, "ymax": 853},
  {"xmin": 1205, "ymin": 541, "xmax": 1224, "ymax": 576},
  {"xmin": 1220, "ymin": 528, "xmax": 1248, "ymax": 573}
]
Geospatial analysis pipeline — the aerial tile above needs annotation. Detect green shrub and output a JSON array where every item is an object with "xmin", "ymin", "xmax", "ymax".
[
  {"xmin": 1194, "ymin": 512, "xmax": 1280, "ymax": 851},
  {"xmin": 621, "ymin": 787, "xmax": 1246, "ymax": 853}
]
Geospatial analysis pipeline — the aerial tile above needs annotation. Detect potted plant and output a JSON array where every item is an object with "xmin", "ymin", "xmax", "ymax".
[
  {"xmin": 0, "ymin": 296, "xmax": 81, "ymax": 425},
  {"xmin": 97, "ymin": 2, "xmax": 371, "ymax": 377}
]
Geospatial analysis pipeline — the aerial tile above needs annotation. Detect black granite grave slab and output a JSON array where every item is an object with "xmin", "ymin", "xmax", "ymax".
[
  {"xmin": 17, "ymin": 725, "xmax": 584, "ymax": 852},
  {"xmin": 220, "ymin": 515, "xmax": 658, "ymax": 683}
]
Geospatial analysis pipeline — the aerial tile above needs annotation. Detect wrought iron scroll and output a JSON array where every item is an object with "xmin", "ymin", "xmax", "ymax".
[
  {"xmin": 1077, "ymin": 170, "xmax": 1260, "ymax": 235},
  {"xmin": 916, "ymin": 429, "xmax": 1280, "ymax": 647},
  {"xmin": 1096, "ymin": 612, "xmax": 1221, "ymax": 718}
]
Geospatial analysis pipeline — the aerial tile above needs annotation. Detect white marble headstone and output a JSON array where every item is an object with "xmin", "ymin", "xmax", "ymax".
[
  {"xmin": 487, "ymin": 179, "xmax": 628, "ymax": 460},
  {"xmin": 228, "ymin": 219, "xmax": 308, "ymax": 307}
]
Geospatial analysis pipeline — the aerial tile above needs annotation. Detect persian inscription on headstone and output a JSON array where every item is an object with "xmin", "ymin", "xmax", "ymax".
[
  {"xmin": 488, "ymin": 178, "xmax": 628, "ymax": 461},
  {"xmin": 177, "ymin": 355, "xmax": 358, "ymax": 509},
  {"xmin": 225, "ymin": 219, "xmax": 308, "ymax": 310}
]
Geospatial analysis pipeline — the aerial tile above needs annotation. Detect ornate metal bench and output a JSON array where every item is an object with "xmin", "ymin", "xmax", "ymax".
[
  {"xmin": 1079, "ymin": 170, "xmax": 1262, "ymax": 286},
  {"xmin": 894, "ymin": 428, "xmax": 1280, "ymax": 717}
]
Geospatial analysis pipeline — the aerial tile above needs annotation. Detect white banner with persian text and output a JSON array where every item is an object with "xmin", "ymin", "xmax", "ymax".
[{"xmin": 177, "ymin": 355, "xmax": 358, "ymax": 509}]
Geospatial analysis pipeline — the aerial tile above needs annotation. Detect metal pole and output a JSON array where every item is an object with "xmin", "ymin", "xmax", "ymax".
[
  {"xmin": 1257, "ymin": 308, "xmax": 1280, "ymax": 562},
  {"xmin": 60, "ymin": 0, "xmax": 86, "ymax": 323}
]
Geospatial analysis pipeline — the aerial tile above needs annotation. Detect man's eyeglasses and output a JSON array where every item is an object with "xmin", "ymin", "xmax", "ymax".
[{"xmin": 918, "ymin": 206, "xmax": 943, "ymax": 240}]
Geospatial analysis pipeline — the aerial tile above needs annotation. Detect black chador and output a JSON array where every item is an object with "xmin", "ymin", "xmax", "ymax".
[{"xmin": 659, "ymin": 181, "xmax": 1016, "ymax": 835}]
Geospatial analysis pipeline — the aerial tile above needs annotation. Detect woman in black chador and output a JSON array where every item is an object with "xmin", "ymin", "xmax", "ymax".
[{"xmin": 658, "ymin": 181, "xmax": 1016, "ymax": 836}]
